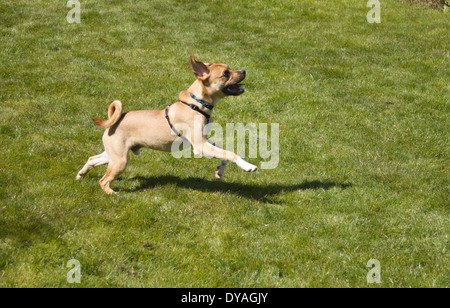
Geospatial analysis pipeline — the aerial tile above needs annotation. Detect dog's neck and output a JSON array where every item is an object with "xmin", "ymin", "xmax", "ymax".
[{"xmin": 179, "ymin": 80, "xmax": 223, "ymax": 112}]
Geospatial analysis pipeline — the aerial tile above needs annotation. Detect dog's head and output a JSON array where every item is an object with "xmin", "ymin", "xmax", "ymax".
[{"xmin": 189, "ymin": 55, "xmax": 246, "ymax": 100}]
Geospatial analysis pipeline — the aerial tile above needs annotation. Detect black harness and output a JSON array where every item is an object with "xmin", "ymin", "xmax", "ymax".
[{"xmin": 165, "ymin": 101, "xmax": 212, "ymax": 137}]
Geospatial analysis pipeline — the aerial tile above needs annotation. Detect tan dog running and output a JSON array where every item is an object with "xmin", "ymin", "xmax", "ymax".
[{"xmin": 76, "ymin": 55, "xmax": 258, "ymax": 194}]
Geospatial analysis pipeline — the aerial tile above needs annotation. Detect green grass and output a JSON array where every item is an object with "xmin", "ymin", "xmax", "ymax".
[{"xmin": 0, "ymin": 0, "xmax": 449, "ymax": 287}]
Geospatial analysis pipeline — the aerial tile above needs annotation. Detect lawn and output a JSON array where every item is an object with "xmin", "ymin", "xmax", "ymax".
[{"xmin": 0, "ymin": 0, "xmax": 448, "ymax": 287}]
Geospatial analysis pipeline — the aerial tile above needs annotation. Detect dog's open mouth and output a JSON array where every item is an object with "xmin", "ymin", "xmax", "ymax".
[{"xmin": 223, "ymin": 84, "xmax": 245, "ymax": 96}]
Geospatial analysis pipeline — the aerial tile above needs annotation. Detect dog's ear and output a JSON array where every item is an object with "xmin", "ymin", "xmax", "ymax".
[{"xmin": 189, "ymin": 54, "xmax": 210, "ymax": 81}]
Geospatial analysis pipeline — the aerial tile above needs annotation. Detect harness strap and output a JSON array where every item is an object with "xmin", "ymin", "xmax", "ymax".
[
  {"xmin": 165, "ymin": 106, "xmax": 182, "ymax": 137},
  {"xmin": 179, "ymin": 100, "xmax": 211, "ymax": 121},
  {"xmin": 165, "ymin": 101, "xmax": 212, "ymax": 138}
]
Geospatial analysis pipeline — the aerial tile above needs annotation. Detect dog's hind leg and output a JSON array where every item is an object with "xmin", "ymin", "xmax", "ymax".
[
  {"xmin": 76, "ymin": 151, "xmax": 109, "ymax": 180},
  {"xmin": 98, "ymin": 143, "xmax": 129, "ymax": 194},
  {"xmin": 98, "ymin": 156, "xmax": 128, "ymax": 195}
]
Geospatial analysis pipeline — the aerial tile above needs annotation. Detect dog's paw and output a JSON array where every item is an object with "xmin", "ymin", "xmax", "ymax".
[
  {"xmin": 76, "ymin": 173, "xmax": 84, "ymax": 180},
  {"xmin": 215, "ymin": 170, "xmax": 223, "ymax": 180},
  {"xmin": 245, "ymin": 164, "xmax": 258, "ymax": 172},
  {"xmin": 215, "ymin": 167, "xmax": 225, "ymax": 180},
  {"xmin": 215, "ymin": 161, "xmax": 227, "ymax": 180},
  {"xmin": 236, "ymin": 158, "xmax": 258, "ymax": 172}
]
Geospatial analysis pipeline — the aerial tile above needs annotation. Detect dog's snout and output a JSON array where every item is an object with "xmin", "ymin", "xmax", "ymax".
[{"xmin": 239, "ymin": 70, "xmax": 246, "ymax": 76}]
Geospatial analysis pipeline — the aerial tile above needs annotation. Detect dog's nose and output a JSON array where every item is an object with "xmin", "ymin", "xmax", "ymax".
[{"xmin": 239, "ymin": 70, "xmax": 246, "ymax": 77}]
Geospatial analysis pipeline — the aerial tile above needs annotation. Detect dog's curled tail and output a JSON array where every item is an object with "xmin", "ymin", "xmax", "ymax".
[{"xmin": 92, "ymin": 100, "xmax": 123, "ymax": 129}]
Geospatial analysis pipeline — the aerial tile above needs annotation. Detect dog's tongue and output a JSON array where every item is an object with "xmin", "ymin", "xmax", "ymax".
[{"xmin": 227, "ymin": 84, "xmax": 245, "ymax": 94}]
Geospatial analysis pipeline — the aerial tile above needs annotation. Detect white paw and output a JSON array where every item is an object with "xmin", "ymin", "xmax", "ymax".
[{"xmin": 236, "ymin": 158, "xmax": 258, "ymax": 172}]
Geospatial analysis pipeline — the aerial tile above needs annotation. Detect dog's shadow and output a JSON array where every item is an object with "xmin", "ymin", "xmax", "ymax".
[{"xmin": 126, "ymin": 175, "xmax": 352, "ymax": 202}]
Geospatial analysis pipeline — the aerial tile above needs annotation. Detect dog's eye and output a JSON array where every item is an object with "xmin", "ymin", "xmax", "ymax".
[{"xmin": 223, "ymin": 71, "xmax": 230, "ymax": 78}]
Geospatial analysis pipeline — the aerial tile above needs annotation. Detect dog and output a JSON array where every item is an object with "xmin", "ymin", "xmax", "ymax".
[{"xmin": 76, "ymin": 55, "xmax": 258, "ymax": 194}]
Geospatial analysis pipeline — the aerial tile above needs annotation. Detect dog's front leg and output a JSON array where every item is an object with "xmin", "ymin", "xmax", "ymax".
[
  {"xmin": 194, "ymin": 136, "xmax": 257, "ymax": 173},
  {"xmin": 215, "ymin": 160, "xmax": 227, "ymax": 180},
  {"xmin": 205, "ymin": 139, "xmax": 227, "ymax": 180}
]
